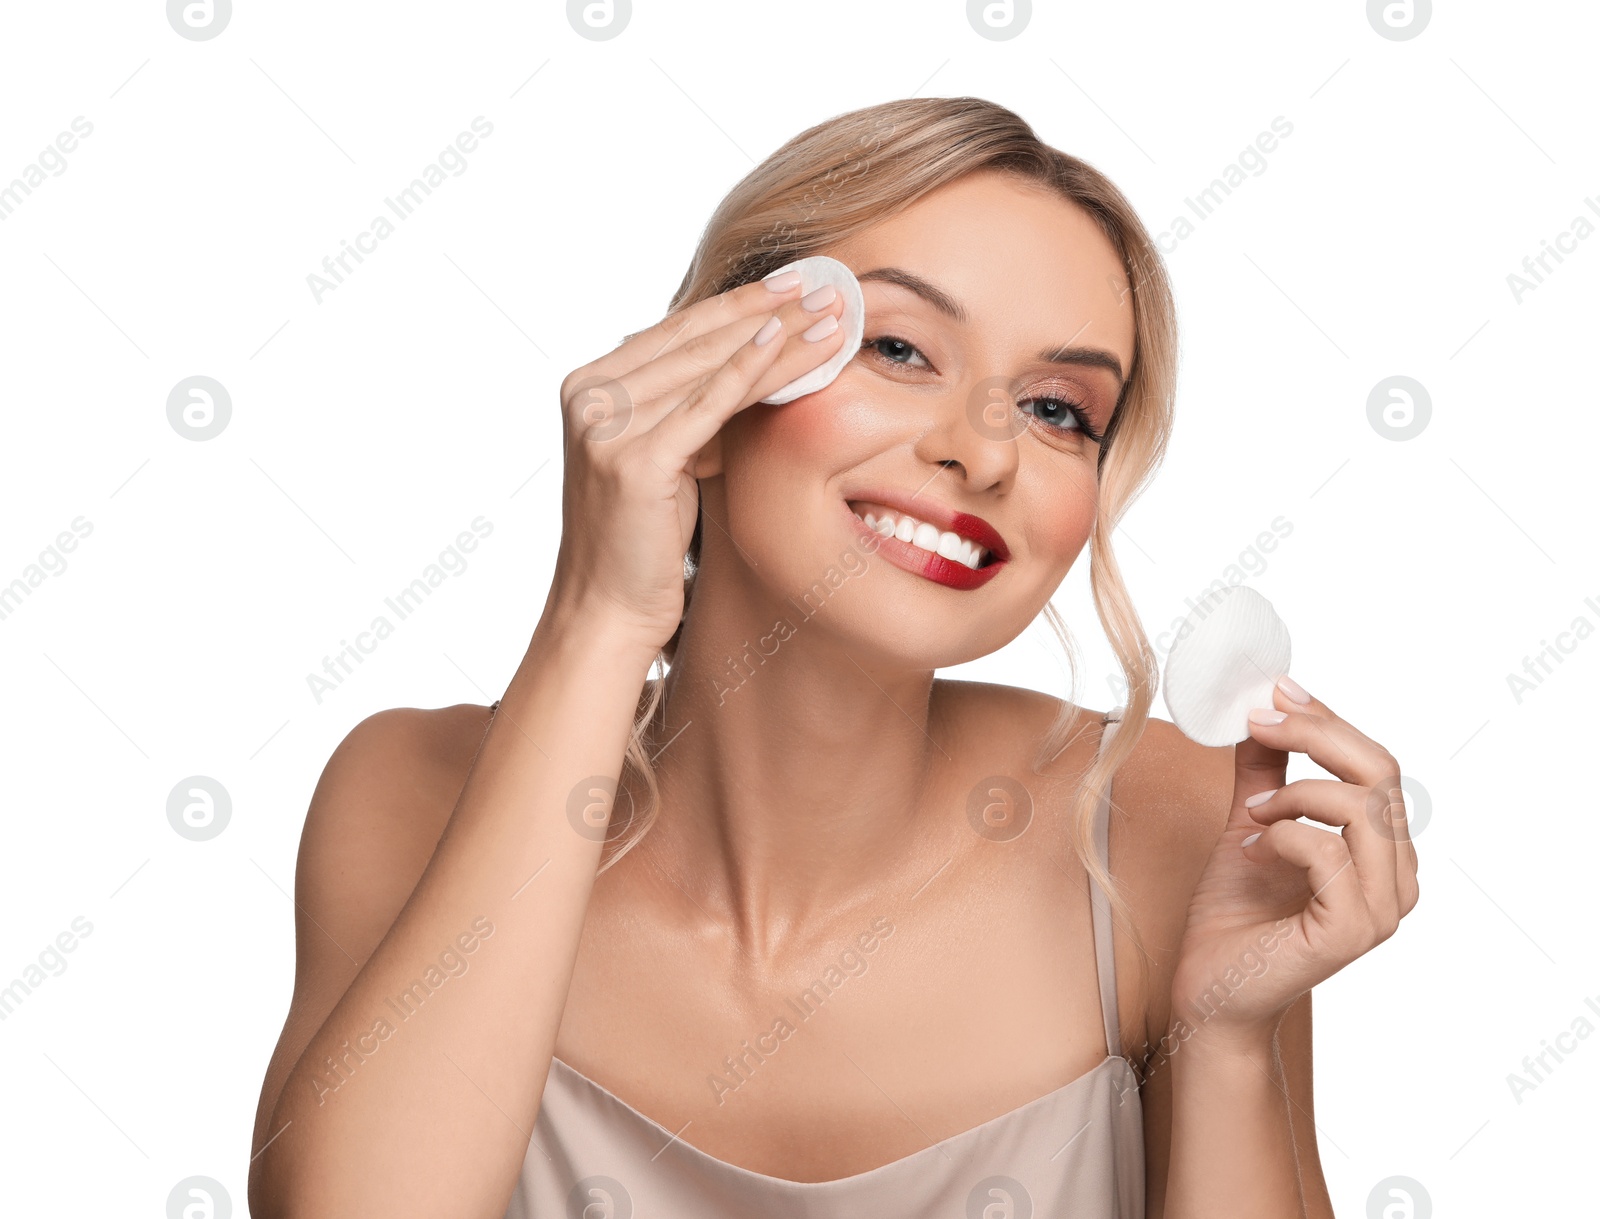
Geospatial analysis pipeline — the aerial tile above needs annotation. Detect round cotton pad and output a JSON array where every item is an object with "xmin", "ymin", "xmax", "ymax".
[
  {"xmin": 756, "ymin": 255, "xmax": 865, "ymax": 405},
  {"xmin": 1161, "ymin": 585, "xmax": 1292, "ymax": 747}
]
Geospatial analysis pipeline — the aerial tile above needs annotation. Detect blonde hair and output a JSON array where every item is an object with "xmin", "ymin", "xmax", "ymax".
[{"xmin": 602, "ymin": 96, "xmax": 1176, "ymax": 1035}]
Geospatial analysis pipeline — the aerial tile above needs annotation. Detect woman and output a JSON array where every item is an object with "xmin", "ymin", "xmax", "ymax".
[{"xmin": 248, "ymin": 96, "xmax": 1418, "ymax": 1218}]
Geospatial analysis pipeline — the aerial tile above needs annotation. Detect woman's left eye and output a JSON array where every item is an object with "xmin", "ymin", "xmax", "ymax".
[{"xmin": 1020, "ymin": 395, "xmax": 1103, "ymax": 443}]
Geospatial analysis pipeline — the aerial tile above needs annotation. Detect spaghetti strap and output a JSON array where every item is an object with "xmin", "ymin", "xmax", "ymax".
[{"xmin": 1089, "ymin": 706, "xmax": 1124, "ymax": 1061}]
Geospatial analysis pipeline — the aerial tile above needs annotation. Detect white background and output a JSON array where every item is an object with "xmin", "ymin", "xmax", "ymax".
[{"xmin": 1, "ymin": 1, "xmax": 1592, "ymax": 1215}]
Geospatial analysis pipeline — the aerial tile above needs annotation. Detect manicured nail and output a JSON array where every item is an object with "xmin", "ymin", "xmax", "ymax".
[
  {"xmin": 1244, "ymin": 788, "xmax": 1279, "ymax": 809},
  {"xmin": 1241, "ymin": 832, "xmax": 1261, "ymax": 848},
  {"xmin": 803, "ymin": 315, "xmax": 839, "ymax": 341},
  {"xmin": 764, "ymin": 271, "xmax": 802, "ymax": 292},
  {"xmin": 752, "ymin": 316, "xmax": 783, "ymax": 346},
  {"xmin": 801, "ymin": 284, "xmax": 837, "ymax": 311},
  {"xmin": 1248, "ymin": 708, "xmax": 1287, "ymax": 726},
  {"xmin": 1276, "ymin": 674, "xmax": 1312, "ymax": 704}
]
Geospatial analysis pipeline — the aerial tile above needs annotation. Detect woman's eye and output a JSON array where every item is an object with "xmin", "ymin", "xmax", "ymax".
[
  {"xmin": 1020, "ymin": 396, "xmax": 1104, "ymax": 444},
  {"xmin": 861, "ymin": 335, "xmax": 930, "ymax": 369},
  {"xmin": 861, "ymin": 336, "xmax": 1105, "ymax": 445}
]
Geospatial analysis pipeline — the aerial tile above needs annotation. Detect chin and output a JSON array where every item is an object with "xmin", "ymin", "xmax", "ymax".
[{"xmin": 780, "ymin": 568, "xmax": 1030, "ymax": 673}]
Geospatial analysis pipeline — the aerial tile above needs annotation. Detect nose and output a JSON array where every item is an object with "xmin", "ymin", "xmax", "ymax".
[{"xmin": 911, "ymin": 379, "xmax": 1022, "ymax": 491}]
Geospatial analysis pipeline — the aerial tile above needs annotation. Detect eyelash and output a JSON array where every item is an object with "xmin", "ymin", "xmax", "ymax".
[{"xmin": 859, "ymin": 334, "xmax": 1105, "ymax": 444}]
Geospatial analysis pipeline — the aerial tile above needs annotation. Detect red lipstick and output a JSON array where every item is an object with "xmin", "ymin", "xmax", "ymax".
[{"xmin": 842, "ymin": 491, "xmax": 1010, "ymax": 591}]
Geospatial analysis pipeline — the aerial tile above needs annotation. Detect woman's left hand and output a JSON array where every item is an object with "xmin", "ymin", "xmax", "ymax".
[{"xmin": 1166, "ymin": 675, "xmax": 1421, "ymax": 1046}]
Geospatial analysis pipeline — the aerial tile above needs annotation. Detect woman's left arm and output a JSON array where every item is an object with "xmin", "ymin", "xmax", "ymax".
[
  {"xmin": 1279, "ymin": 992, "xmax": 1336, "ymax": 1219},
  {"xmin": 1160, "ymin": 676, "xmax": 1421, "ymax": 1217},
  {"xmin": 1163, "ymin": 992, "xmax": 1329, "ymax": 1217}
]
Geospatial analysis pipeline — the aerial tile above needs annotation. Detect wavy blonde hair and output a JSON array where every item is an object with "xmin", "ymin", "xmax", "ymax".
[{"xmin": 601, "ymin": 96, "xmax": 1176, "ymax": 1033}]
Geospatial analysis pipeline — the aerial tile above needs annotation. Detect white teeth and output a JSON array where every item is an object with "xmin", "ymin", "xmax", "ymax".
[{"xmin": 852, "ymin": 502, "xmax": 991, "ymax": 570}]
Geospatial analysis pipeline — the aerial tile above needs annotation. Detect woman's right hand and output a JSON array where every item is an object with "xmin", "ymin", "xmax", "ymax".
[{"xmin": 543, "ymin": 272, "xmax": 848, "ymax": 652}]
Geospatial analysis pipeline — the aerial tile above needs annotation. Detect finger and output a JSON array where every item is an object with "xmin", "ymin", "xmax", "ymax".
[
  {"xmin": 1243, "ymin": 778, "xmax": 1401, "ymax": 929},
  {"xmin": 1256, "ymin": 679, "xmax": 1404, "ymax": 905},
  {"xmin": 1265, "ymin": 674, "xmax": 1420, "ymax": 924},
  {"xmin": 1375, "ymin": 772, "xmax": 1422, "ymax": 919},
  {"xmin": 583, "ymin": 273, "xmax": 807, "ymax": 385},
  {"xmin": 564, "ymin": 289, "xmax": 847, "ymax": 446},
  {"xmin": 617, "ymin": 287, "xmax": 846, "ymax": 426},
  {"xmin": 1371, "ymin": 769, "xmax": 1420, "ymax": 910},
  {"xmin": 1258, "ymin": 672, "xmax": 1418, "ymax": 908},
  {"xmin": 649, "ymin": 306, "xmax": 849, "ymax": 464},
  {"xmin": 1229, "ymin": 729, "xmax": 1288, "ymax": 833},
  {"xmin": 627, "ymin": 308, "xmax": 799, "ymax": 469},
  {"xmin": 1244, "ymin": 676, "xmax": 1397, "ymax": 790},
  {"xmin": 1243, "ymin": 820, "xmax": 1373, "ymax": 954}
]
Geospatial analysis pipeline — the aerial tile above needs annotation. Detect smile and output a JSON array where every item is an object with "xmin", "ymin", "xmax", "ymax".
[
  {"xmin": 852, "ymin": 502, "xmax": 990, "ymax": 569},
  {"xmin": 843, "ymin": 493, "xmax": 1010, "ymax": 591}
]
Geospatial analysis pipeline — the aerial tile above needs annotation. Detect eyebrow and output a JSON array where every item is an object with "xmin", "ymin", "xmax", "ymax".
[{"xmin": 855, "ymin": 265, "xmax": 1127, "ymax": 387}]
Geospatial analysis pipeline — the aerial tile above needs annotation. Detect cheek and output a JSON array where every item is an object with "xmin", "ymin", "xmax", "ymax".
[
  {"xmin": 729, "ymin": 382, "xmax": 883, "ymax": 478},
  {"xmin": 770, "ymin": 384, "xmax": 879, "ymax": 448},
  {"xmin": 1018, "ymin": 463, "xmax": 1099, "ymax": 566}
]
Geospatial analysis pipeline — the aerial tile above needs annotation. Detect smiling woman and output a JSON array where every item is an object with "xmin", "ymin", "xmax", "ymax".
[
  {"xmin": 245, "ymin": 96, "xmax": 1412, "ymax": 1219},
  {"xmin": 625, "ymin": 103, "xmax": 1173, "ymax": 930}
]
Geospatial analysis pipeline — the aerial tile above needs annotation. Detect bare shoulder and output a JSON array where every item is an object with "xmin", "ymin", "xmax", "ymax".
[
  {"xmin": 251, "ymin": 701, "xmax": 497, "ymax": 1159},
  {"xmin": 934, "ymin": 676, "xmax": 1232, "ymax": 839},
  {"xmin": 996, "ymin": 683, "xmax": 1235, "ymax": 909},
  {"xmin": 298, "ymin": 701, "xmax": 495, "ymax": 904},
  {"xmin": 936, "ymin": 680, "xmax": 1236, "ymax": 1034},
  {"xmin": 1108, "ymin": 710, "xmax": 1235, "ymax": 861},
  {"xmin": 287, "ymin": 699, "xmax": 499, "ymax": 983}
]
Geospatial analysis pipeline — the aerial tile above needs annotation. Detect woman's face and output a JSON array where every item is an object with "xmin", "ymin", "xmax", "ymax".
[{"xmin": 703, "ymin": 168, "xmax": 1138, "ymax": 668}]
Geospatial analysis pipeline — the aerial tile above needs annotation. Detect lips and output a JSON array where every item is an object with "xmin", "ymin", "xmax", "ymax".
[{"xmin": 842, "ymin": 489, "xmax": 1011, "ymax": 591}]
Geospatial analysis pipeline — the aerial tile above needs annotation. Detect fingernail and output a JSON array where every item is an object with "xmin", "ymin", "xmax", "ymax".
[
  {"xmin": 801, "ymin": 284, "xmax": 837, "ymax": 311},
  {"xmin": 803, "ymin": 315, "xmax": 839, "ymax": 342},
  {"xmin": 1241, "ymin": 832, "xmax": 1261, "ymax": 848},
  {"xmin": 764, "ymin": 271, "xmax": 802, "ymax": 292},
  {"xmin": 1244, "ymin": 788, "xmax": 1279, "ymax": 809},
  {"xmin": 1248, "ymin": 708, "xmax": 1287, "ymax": 726},
  {"xmin": 752, "ymin": 316, "xmax": 783, "ymax": 346},
  {"xmin": 1276, "ymin": 674, "xmax": 1312, "ymax": 704}
]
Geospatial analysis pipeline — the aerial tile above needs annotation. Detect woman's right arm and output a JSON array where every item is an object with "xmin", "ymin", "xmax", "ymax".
[{"xmin": 246, "ymin": 272, "xmax": 846, "ymax": 1219}]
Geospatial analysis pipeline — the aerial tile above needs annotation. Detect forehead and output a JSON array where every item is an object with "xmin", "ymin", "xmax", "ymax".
[{"xmin": 827, "ymin": 170, "xmax": 1136, "ymax": 369}]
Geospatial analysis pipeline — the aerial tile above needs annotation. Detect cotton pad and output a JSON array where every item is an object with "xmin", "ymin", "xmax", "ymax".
[
  {"xmin": 756, "ymin": 255, "xmax": 865, "ymax": 405},
  {"xmin": 1161, "ymin": 585, "xmax": 1292, "ymax": 747}
]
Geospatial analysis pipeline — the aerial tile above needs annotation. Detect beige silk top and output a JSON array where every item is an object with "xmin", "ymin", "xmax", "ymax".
[{"xmin": 500, "ymin": 709, "xmax": 1144, "ymax": 1218}]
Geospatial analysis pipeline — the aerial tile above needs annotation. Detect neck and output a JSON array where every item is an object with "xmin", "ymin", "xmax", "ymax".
[{"xmin": 628, "ymin": 586, "xmax": 954, "ymax": 956}]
